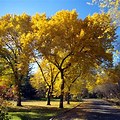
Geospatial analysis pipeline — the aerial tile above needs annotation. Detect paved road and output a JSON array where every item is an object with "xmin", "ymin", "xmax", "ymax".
[{"xmin": 53, "ymin": 99, "xmax": 120, "ymax": 120}]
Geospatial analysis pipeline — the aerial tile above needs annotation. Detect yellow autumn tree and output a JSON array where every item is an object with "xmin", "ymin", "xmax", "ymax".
[
  {"xmin": 64, "ymin": 58, "xmax": 93, "ymax": 104},
  {"xmin": 0, "ymin": 13, "xmax": 34, "ymax": 106},
  {"xmin": 32, "ymin": 10, "xmax": 116, "ymax": 108},
  {"xmin": 31, "ymin": 59, "xmax": 60, "ymax": 105},
  {"xmin": 91, "ymin": 0, "xmax": 120, "ymax": 26}
]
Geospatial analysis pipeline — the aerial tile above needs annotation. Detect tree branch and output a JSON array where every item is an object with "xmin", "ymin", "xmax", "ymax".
[
  {"xmin": 33, "ymin": 56, "xmax": 50, "ymax": 87},
  {"xmin": 60, "ymin": 52, "xmax": 72, "ymax": 69}
]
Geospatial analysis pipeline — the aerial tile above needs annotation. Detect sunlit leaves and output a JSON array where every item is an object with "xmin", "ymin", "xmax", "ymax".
[
  {"xmin": 0, "ymin": 13, "xmax": 33, "ymax": 76},
  {"xmin": 0, "ymin": 10, "xmax": 117, "ymax": 107},
  {"xmin": 91, "ymin": 0, "xmax": 120, "ymax": 26},
  {"xmin": 0, "ymin": 13, "xmax": 35, "ymax": 106}
]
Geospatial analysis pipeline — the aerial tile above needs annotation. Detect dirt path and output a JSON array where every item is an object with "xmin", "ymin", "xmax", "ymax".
[{"xmin": 52, "ymin": 99, "xmax": 120, "ymax": 120}]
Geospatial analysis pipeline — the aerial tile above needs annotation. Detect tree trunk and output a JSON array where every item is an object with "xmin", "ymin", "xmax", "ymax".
[
  {"xmin": 16, "ymin": 84, "xmax": 22, "ymax": 106},
  {"xmin": 16, "ymin": 77, "xmax": 22, "ymax": 106},
  {"xmin": 47, "ymin": 87, "xmax": 51, "ymax": 105},
  {"xmin": 118, "ymin": 80, "xmax": 120, "ymax": 88},
  {"xmin": 17, "ymin": 95, "xmax": 22, "ymax": 106},
  {"xmin": 67, "ymin": 91, "xmax": 70, "ymax": 104},
  {"xmin": 59, "ymin": 70, "xmax": 64, "ymax": 108}
]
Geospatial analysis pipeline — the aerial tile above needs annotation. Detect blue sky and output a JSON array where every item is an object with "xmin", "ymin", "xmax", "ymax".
[
  {"xmin": 0, "ymin": 0, "xmax": 120, "ymax": 64},
  {"xmin": 0, "ymin": 0, "xmax": 99, "ymax": 19}
]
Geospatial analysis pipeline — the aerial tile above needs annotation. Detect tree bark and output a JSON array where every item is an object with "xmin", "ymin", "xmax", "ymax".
[
  {"xmin": 47, "ymin": 87, "xmax": 51, "ymax": 105},
  {"xmin": 118, "ymin": 80, "xmax": 120, "ymax": 88},
  {"xmin": 59, "ymin": 70, "xmax": 64, "ymax": 108},
  {"xmin": 67, "ymin": 91, "xmax": 70, "ymax": 104},
  {"xmin": 16, "ymin": 83, "xmax": 22, "ymax": 106}
]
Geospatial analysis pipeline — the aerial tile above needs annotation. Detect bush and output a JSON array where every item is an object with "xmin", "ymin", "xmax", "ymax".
[
  {"xmin": 0, "ymin": 98, "xmax": 10, "ymax": 120},
  {"xmin": 0, "ymin": 85, "xmax": 14, "ymax": 120}
]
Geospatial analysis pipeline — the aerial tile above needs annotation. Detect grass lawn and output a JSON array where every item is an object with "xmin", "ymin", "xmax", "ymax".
[{"xmin": 7, "ymin": 100, "xmax": 80, "ymax": 120}]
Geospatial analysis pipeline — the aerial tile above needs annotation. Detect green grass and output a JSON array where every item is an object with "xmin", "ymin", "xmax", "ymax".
[{"xmin": 7, "ymin": 100, "xmax": 80, "ymax": 120}]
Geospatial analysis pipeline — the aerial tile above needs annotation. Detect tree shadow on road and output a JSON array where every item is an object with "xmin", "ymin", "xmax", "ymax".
[{"xmin": 54, "ymin": 100, "xmax": 120, "ymax": 120}]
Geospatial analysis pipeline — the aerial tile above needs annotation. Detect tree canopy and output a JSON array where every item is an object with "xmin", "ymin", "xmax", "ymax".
[
  {"xmin": 32, "ymin": 10, "xmax": 117, "ymax": 108},
  {"xmin": 0, "ymin": 13, "xmax": 34, "ymax": 106},
  {"xmin": 0, "ymin": 10, "xmax": 117, "ymax": 108}
]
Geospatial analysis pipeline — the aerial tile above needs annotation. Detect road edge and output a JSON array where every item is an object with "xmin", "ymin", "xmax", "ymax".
[{"xmin": 49, "ymin": 102, "xmax": 82, "ymax": 120}]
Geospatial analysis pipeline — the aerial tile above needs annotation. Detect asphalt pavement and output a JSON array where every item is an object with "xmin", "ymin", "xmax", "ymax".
[{"xmin": 52, "ymin": 99, "xmax": 120, "ymax": 120}]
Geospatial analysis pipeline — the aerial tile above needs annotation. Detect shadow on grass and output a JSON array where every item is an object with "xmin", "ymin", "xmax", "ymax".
[
  {"xmin": 9, "ymin": 112, "xmax": 55, "ymax": 120},
  {"xmin": 8, "ymin": 105, "xmax": 69, "ymax": 120}
]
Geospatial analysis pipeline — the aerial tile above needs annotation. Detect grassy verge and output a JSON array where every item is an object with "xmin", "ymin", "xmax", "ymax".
[
  {"xmin": 106, "ymin": 99, "xmax": 120, "ymax": 106},
  {"xmin": 7, "ymin": 101, "xmax": 80, "ymax": 120}
]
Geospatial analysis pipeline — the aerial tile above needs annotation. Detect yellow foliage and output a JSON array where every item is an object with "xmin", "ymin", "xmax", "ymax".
[
  {"xmin": 0, "ymin": 13, "xmax": 34, "ymax": 88},
  {"xmin": 0, "ymin": 10, "xmax": 117, "ymax": 100}
]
